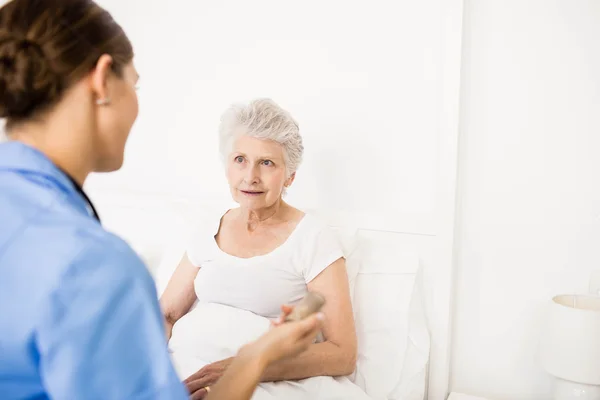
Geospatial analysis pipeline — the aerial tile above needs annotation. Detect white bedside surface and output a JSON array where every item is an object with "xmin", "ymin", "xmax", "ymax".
[{"xmin": 448, "ymin": 393, "xmax": 493, "ymax": 400}]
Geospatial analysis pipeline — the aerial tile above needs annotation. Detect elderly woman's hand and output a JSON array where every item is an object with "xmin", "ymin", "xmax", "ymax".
[{"xmin": 184, "ymin": 358, "xmax": 233, "ymax": 400}]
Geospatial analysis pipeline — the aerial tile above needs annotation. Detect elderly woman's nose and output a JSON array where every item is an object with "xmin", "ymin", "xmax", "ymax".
[{"xmin": 244, "ymin": 164, "xmax": 260, "ymax": 182}]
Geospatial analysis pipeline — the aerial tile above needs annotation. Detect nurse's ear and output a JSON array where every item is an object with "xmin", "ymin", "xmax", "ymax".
[{"xmin": 89, "ymin": 54, "xmax": 113, "ymax": 105}]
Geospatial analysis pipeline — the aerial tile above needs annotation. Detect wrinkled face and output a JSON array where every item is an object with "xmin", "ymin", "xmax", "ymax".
[
  {"xmin": 94, "ymin": 61, "xmax": 139, "ymax": 172},
  {"xmin": 226, "ymin": 135, "xmax": 294, "ymax": 210}
]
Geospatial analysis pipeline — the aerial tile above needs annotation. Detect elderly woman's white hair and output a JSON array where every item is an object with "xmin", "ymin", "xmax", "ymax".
[{"xmin": 218, "ymin": 98, "xmax": 304, "ymax": 177}]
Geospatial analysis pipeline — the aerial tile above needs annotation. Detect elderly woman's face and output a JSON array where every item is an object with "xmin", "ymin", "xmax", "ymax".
[{"xmin": 227, "ymin": 135, "xmax": 291, "ymax": 210}]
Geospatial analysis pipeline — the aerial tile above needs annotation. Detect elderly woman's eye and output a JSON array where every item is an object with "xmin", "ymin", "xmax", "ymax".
[
  {"xmin": 234, "ymin": 156, "xmax": 244, "ymax": 163},
  {"xmin": 262, "ymin": 160, "xmax": 273, "ymax": 166}
]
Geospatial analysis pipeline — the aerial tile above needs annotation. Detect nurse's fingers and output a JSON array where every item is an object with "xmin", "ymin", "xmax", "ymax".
[{"xmin": 271, "ymin": 304, "xmax": 294, "ymax": 327}]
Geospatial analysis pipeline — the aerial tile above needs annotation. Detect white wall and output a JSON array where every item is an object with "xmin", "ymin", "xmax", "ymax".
[
  {"xmin": 89, "ymin": 0, "xmax": 444, "ymax": 233},
  {"xmin": 451, "ymin": 1, "xmax": 600, "ymax": 399}
]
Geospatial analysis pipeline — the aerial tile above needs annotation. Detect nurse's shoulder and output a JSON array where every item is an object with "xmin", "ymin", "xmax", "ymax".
[
  {"xmin": 0, "ymin": 190, "xmax": 150, "ymax": 318},
  {"xmin": 52, "ymin": 214, "xmax": 154, "ymax": 292},
  {"xmin": 2, "ymin": 185, "xmax": 149, "ymax": 288},
  {"xmin": 32, "ymin": 213, "xmax": 185, "ymax": 400}
]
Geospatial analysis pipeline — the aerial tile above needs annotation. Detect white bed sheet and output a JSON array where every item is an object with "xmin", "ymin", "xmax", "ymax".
[{"xmin": 169, "ymin": 302, "xmax": 370, "ymax": 400}]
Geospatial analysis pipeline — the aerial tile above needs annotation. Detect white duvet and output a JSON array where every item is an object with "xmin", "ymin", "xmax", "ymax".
[{"xmin": 168, "ymin": 302, "xmax": 370, "ymax": 400}]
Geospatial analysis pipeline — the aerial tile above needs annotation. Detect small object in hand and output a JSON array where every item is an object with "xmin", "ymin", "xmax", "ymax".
[{"xmin": 284, "ymin": 292, "xmax": 326, "ymax": 322}]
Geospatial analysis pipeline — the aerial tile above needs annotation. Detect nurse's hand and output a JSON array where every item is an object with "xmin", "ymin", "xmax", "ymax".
[
  {"xmin": 244, "ymin": 311, "xmax": 324, "ymax": 365},
  {"xmin": 201, "ymin": 314, "xmax": 324, "ymax": 400},
  {"xmin": 271, "ymin": 304, "xmax": 294, "ymax": 327},
  {"xmin": 183, "ymin": 305, "xmax": 308, "ymax": 400},
  {"xmin": 184, "ymin": 305, "xmax": 296, "ymax": 399}
]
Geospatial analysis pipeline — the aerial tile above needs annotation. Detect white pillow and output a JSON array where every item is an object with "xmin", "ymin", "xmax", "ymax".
[
  {"xmin": 97, "ymin": 201, "xmax": 180, "ymax": 278},
  {"xmin": 154, "ymin": 234, "xmax": 188, "ymax": 296},
  {"xmin": 389, "ymin": 268, "xmax": 429, "ymax": 400},
  {"xmin": 330, "ymin": 227, "xmax": 360, "ymax": 296},
  {"xmin": 154, "ymin": 207, "xmax": 211, "ymax": 296},
  {"xmin": 351, "ymin": 253, "xmax": 429, "ymax": 400}
]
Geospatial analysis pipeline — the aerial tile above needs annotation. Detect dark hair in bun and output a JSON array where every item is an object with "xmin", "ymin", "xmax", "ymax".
[
  {"xmin": 0, "ymin": 0, "xmax": 133, "ymax": 128},
  {"xmin": 0, "ymin": 35, "xmax": 62, "ymax": 120}
]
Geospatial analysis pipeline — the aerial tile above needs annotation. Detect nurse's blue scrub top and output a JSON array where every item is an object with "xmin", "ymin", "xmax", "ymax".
[{"xmin": 0, "ymin": 142, "xmax": 187, "ymax": 399}]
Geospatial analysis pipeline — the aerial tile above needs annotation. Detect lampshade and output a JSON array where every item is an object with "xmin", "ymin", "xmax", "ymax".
[{"xmin": 539, "ymin": 294, "xmax": 600, "ymax": 385}]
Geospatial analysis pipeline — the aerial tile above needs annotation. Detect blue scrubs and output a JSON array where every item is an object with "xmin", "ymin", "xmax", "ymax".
[{"xmin": 0, "ymin": 142, "xmax": 187, "ymax": 399}]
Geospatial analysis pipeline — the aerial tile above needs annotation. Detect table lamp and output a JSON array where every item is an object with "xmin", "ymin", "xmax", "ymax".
[{"xmin": 539, "ymin": 294, "xmax": 600, "ymax": 399}]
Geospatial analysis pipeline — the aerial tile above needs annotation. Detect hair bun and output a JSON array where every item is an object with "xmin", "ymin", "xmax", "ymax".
[{"xmin": 0, "ymin": 34, "xmax": 63, "ymax": 119}]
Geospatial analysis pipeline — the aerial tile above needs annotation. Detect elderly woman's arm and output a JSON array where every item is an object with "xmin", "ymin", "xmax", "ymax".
[
  {"xmin": 159, "ymin": 253, "xmax": 198, "ymax": 341},
  {"xmin": 261, "ymin": 257, "xmax": 357, "ymax": 380}
]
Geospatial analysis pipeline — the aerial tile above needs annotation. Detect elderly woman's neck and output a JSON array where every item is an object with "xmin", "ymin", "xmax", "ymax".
[{"xmin": 240, "ymin": 200, "xmax": 288, "ymax": 231}]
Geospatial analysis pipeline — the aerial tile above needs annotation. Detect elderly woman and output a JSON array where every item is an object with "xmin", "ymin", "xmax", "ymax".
[{"xmin": 160, "ymin": 98, "xmax": 360, "ymax": 399}]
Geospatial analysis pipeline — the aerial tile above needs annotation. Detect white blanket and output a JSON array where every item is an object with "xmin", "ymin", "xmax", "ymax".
[{"xmin": 168, "ymin": 303, "xmax": 370, "ymax": 400}]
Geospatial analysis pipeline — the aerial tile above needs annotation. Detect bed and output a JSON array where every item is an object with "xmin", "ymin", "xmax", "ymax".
[
  {"xmin": 92, "ymin": 193, "xmax": 431, "ymax": 400},
  {"xmin": 447, "ymin": 394, "xmax": 495, "ymax": 400}
]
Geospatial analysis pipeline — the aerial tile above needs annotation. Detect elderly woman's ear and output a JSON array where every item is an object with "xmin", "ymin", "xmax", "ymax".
[{"xmin": 285, "ymin": 173, "xmax": 296, "ymax": 188}]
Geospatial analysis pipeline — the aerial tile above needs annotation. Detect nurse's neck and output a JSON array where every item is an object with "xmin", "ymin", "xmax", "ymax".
[{"xmin": 8, "ymin": 108, "xmax": 96, "ymax": 187}]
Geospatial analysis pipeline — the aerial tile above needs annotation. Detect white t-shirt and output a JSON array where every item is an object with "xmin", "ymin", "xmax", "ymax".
[{"xmin": 187, "ymin": 211, "xmax": 344, "ymax": 319}]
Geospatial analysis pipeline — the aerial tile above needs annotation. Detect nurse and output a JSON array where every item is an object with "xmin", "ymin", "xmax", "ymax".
[{"xmin": 0, "ymin": 0, "xmax": 322, "ymax": 399}]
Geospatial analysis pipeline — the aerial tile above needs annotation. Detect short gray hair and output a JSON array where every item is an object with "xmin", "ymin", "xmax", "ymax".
[{"xmin": 218, "ymin": 98, "xmax": 304, "ymax": 176}]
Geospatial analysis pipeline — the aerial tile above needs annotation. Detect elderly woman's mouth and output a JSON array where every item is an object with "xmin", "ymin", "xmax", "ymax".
[{"xmin": 240, "ymin": 190, "xmax": 265, "ymax": 196}]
